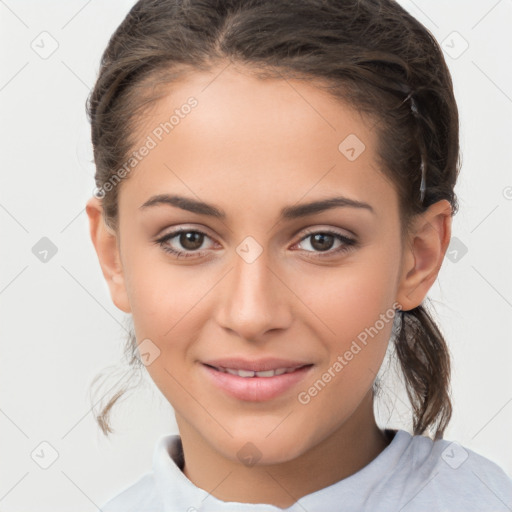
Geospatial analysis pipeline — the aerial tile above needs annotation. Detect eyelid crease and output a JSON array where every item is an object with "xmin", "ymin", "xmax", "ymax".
[{"xmin": 298, "ymin": 225, "xmax": 357, "ymax": 240}]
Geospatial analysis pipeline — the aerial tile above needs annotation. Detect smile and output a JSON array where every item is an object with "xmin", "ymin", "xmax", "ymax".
[
  {"xmin": 201, "ymin": 362, "xmax": 314, "ymax": 401},
  {"xmin": 208, "ymin": 365, "xmax": 308, "ymax": 378}
]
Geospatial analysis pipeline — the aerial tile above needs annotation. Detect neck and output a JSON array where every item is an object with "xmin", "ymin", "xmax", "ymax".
[{"xmin": 176, "ymin": 390, "xmax": 392, "ymax": 508}]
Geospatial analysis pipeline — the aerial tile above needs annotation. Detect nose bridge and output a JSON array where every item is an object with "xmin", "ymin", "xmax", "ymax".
[{"xmin": 216, "ymin": 242, "xmax": 290, "ymax": 339}]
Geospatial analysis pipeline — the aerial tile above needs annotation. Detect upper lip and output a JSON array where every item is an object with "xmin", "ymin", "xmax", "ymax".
[{"xmin": 202, "ymin": 357, "xmax": 312, "ymax": 372}]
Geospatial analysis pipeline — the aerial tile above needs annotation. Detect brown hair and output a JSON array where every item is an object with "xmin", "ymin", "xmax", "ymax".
[{"xmin": 86, "ymin": 0, "xmax": 460, "ymax": 440}]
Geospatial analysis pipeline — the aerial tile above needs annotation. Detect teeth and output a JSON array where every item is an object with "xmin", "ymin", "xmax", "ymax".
[
  {"xmin": 217, "ymin": 366, "xmax": 304, "ymax": 377},
  {"xmin": 255, "ymin": 370, "xmax": 275, "ymax": 377},
  {"xmin": 238, "ymin": 369, "xmax": 255, "ymax": 377}
]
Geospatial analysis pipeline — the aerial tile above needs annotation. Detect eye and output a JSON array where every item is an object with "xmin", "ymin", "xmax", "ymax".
[
  {"xmin": 154, "ymin": 227, "xmax": 358, "ymax": 260},
  {"xmin": 294, "ymin": 229, "xmax": 358, "ymax": 258},
  {"xmin": 155, "ymin": 228, "xmax": 216, "ymax": 259}
]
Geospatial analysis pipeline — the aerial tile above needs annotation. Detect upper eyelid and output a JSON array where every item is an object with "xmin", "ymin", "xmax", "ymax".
[
  {"xmin": 299, "ymin": 226, "xmax": 355, "ymax": 239},
  {"xmin": 156, "ymin": 224, "xmax": 213, "ymax": 238}
]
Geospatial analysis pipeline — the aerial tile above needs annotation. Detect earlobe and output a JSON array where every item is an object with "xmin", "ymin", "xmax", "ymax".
[
  {"xmin": 85, "ymin": 197, "xmax": 131, "ymax": 313},
  {"xmin": 396, "ymin": 199, "xmax": 452, "ymax": 311}
]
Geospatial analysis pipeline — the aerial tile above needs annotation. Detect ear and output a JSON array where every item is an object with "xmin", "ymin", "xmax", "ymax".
[
  {"xmin": 85, "ymin": 196, "xmax": 131, "ymax": 313},
  {"xmin": 396, "ymin": 199, "xmax": 453, "ymax": 311}
]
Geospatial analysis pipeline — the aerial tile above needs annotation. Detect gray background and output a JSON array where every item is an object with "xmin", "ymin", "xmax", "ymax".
[{"xmin": 1, "ymin": 0, "xmax": 511, "ymax": 510}]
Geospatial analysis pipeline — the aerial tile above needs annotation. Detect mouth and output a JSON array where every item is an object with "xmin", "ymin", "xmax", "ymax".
[
  {"xmin": 200, "ymin": 360, "xmax": 314, "ymax": 402},
  {"xmin": 203, "ymin": 364, "xmax": 311, "ymax": 378}
]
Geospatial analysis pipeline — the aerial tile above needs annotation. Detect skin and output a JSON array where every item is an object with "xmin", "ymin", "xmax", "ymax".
[{"xmin": 86, "ymin": 63, "xmax": 452, "ymax": 507}]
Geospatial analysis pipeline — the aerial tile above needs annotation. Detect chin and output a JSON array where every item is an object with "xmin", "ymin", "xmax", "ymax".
[{"xmin": 216, "ymin": 430, "xmax": 311, "ymax": 467}]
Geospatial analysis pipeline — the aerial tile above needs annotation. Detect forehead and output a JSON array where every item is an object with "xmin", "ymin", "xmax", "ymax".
[{"xmin": 120, "ymin": 65, "xmax": 397, "ymax": 220}]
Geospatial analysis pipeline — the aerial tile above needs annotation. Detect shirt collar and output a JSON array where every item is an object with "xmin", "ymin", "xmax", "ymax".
[{"xmin": 153, "ymin": 429, "xmax": 409, "ymax": 512}]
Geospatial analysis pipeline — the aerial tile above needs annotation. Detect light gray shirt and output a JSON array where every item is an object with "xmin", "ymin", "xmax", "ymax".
[{"xmin": 101, "ymin": 429, "xmax": 512, "ymax": 511}]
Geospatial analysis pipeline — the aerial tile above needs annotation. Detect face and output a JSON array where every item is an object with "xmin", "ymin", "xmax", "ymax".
[{"xmin": 90, "ymin": 64, "xmax": 434, "ymax": 465}]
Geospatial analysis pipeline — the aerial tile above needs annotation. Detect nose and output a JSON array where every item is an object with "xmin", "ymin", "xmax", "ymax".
[{"xmin": 214, "ymin": 247, "xmax": 293, "ymax": 342}]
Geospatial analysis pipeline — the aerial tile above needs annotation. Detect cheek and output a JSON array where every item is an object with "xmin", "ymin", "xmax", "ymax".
[
  {"xmin": 291, "ymin": 248, "xmax": 399, "ymax": 398},
  {"xmin": 124, "ymin": 260, "xmax": 204, "ymax": 409},
  {"xmin": 121, "ymin": 237, "xmax": 208, "ymax": 333},
  {"xmin": 296, "ymin": 252, "xmax": 399, "ymax": 342},
  {"xmin": 294, "ymin": 280, "xmax": 396, "ymax": 430}
]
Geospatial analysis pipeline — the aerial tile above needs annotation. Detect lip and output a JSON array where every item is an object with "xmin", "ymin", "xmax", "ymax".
[{"xmin": 200, "ymin": 358, "xmax": 314, "ymax": 402}]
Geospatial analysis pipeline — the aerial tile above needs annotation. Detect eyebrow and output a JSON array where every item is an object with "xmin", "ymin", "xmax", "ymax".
[{"xmin": 139, "ymin": 194, "xmax": 375, "ymax": 219}]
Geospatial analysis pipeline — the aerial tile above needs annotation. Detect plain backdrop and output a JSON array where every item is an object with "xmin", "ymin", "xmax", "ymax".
[{"xmin": 1, "ymin": 0, "xmax": 511, "ymax": 510}]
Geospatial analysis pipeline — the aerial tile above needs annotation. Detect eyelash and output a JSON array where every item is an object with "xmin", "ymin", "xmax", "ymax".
[{"xmin": 154, "ymin": 227, "xmax": 358, "ymax": 260}]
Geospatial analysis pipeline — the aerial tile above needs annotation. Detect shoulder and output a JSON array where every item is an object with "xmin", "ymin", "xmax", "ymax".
[
  {"xmin": 385, "ymin": 430, "xmax": 512, "ymax": 511},
  {"xmin": 100, "ymin": 472, "xmax": 162, "ymax": 512}
]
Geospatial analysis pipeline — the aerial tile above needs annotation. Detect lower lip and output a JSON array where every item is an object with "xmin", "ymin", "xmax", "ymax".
[{"xmin": 201, "ymin": 364, "xmax": 313, "ymax": 402}]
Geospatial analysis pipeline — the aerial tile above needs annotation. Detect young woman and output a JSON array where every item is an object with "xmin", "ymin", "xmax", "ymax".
[{"xmin": 85, "ymin": 0, "xmax": 512, "ymax": 509}]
